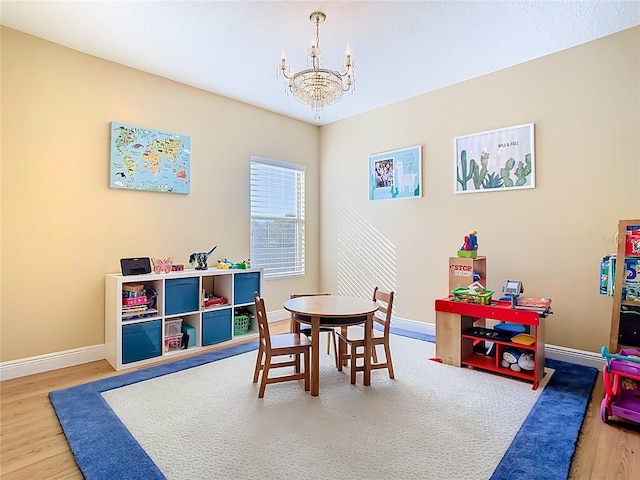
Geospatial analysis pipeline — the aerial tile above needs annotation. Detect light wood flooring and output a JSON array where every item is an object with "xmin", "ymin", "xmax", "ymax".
[{"xmin": 1, "ymin": 321, "xmax": 639, "ymax": 479}]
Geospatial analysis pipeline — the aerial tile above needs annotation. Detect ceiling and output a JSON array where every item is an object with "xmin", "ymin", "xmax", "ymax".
[{"xmin": 1, "ymin": 1, "xmax": 638, "ymax": 126}]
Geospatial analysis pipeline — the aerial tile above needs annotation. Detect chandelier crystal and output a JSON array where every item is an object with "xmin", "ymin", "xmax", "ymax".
[{"xmin": 278, "ymin": 11, "xmax": 355, "ymax": 120}]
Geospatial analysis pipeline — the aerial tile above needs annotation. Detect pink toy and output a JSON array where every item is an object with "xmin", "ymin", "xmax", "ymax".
[{"xmin": 600, "ymin": 346, "xmax": 640, "ymax": 425}]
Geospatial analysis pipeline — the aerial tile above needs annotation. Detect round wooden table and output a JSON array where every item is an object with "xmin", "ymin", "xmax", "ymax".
[{"xmin": 283, "ymin": 295, "xmax": 379, "ymax": 396}]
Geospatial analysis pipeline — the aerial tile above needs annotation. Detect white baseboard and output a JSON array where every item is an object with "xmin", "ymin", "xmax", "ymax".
[
  {"xmin": 0, "ymin": 344, "xmax": 106, "ymax": 381},
  {"xmin": 544, "ymin": 344, "xmax": 605, "ymax": 370},
  {"xmin": 0, "ymin": 312, "xmax": 604, "ymax": 381},
  {"xmin": 391, "ymin": 316, "xmax": 436, "ymax": 337},
  {"xmin": 0, "ymin": 309, "xmax": 289, "ymax": 381}
]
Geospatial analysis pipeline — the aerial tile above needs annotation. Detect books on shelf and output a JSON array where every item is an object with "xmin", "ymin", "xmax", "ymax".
[
  {"xmin": 514, "ymin": 297, "xmax": 552, "ymax": 313},
  {"xmin": 122, "ymin": 307, "xmax": 158, "ymax": 320}
]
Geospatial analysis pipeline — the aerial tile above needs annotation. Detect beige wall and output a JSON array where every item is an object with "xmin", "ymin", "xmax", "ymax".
[
  {"xmin": 1, "ymin": 26, "xmax": 639, "ymax": 364},
  {"xmin": 319, "ymin": 26, "xmax": 640, "ymax": 353},
  {"xmin": 0, "ymin": 27, "xmax": 321, "ymax": 362}
]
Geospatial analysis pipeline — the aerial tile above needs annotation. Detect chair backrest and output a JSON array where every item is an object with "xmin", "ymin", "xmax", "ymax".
[
  {"xmin": 254, "ymin": 292, "xmax": 271, "ymax": 349},
  {"xmin": 372, "ymin": 287, "xmax": 394, "ymax": 333}
]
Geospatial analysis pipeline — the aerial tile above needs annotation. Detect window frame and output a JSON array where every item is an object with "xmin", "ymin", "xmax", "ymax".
[{"xmin": 250, "ymin": 156, "xmax": 306, "ymax": 280}]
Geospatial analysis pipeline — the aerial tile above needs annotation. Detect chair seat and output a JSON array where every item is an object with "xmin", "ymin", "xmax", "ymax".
[
  {"xmin": 299, "ymin": 326, "xmax": 335, "ymax": 336},
  {"xmin": 270, "ymin": 333, "xmax": 312, "ymax": 349}
]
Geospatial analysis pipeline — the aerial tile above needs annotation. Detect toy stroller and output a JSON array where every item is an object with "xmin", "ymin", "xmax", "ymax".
[{"xmin": 600, "ymin": 346, "xmax": 640, "ymax": 424}]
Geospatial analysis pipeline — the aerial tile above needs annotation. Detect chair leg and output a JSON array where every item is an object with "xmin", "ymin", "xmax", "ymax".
[
  {"xmin": 304, "ymin": 349, "xmax": 310, "ymax": 391},
  {"xmin": 350, "ymin": 344, "xmax": 357, "ymax": 385},
  {"xmin": 337, "ymin": 335, "xmax": 345, "ymax": 372},
  {"xmin": 253, "ymin": 344, "xmax": 264, "ymax": 383},
  {"xmin": 384, "ymin": 341, "xmax": 395, "ymax": 379},
  {"xmin": 330, "ymin": 330, "xmax": 339, "ymax": 368},
  {"xmin": 372, "ymin": 343, "xmax": 378, "ymax": 363},
  {"xmin": 258, "ymin": 353, "xmax": 271, "ymax": 398}
]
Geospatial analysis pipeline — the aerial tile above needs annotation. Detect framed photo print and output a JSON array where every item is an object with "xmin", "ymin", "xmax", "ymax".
[
  {"xmin": 454, "ymin": 123, "xmax": 535, "ymax": 194},
  {"xmin": 368, "ymin": 145, "xmax": 422, "ymax": 201}
]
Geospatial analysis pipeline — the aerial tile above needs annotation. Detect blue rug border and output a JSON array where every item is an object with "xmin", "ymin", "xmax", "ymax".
[{"xmin": 49, "ymin": 328, "xmax": 596, "ymax": 480}]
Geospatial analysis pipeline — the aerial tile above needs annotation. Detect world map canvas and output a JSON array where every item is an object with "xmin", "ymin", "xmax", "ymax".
[{"xmin": 109, "ymin": 122, "xmax": 191, "ymax": 194}]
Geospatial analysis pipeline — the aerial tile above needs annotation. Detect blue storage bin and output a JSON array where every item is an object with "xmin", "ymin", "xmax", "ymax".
[
  {"xmin": 165, "ymin": 277, "xmax": 199, "ymax": 315},
  {"xmin": 181, "ymin": 324, "xmax": 197, "ymax": 348},
  {"xmin": 234, "ymin": 272, "xmax": 260, "ymax": 305},
  {"xmin": 202, "ymin": 309, "xmax": 232, "ymax": 346},
  {"xmin": 122, "ymin": 320, "xmax": 162, "ymax": 364}
]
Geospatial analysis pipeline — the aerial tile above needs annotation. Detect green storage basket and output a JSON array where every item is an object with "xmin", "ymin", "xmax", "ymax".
[
  {"xmin": 234, "ymin": 314, "xmax": 250, "ymax": 335},
  {"xmin": 451, "ymin": 287, "xmax": 494, "ymax": 305}
]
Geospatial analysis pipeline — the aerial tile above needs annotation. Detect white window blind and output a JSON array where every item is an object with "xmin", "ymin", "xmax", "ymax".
[{"xmin": 250, "ymin": 156, "xmax": 305, "ymax": 279}]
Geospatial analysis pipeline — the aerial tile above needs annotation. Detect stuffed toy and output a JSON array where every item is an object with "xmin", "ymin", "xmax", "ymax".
[{"xmin": 501, "ymin": 349, "xmax": 535, "ymax": 372}]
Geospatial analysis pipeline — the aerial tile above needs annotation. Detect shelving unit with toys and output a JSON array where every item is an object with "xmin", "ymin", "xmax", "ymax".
[
  {"xmin": 609, "ymin": 219, "xmax": 640, "ymax": 352},
  {"xmin": 434, "ymin": 298, "xmax": 546, "ymax": 389},
  {"xmin": 105, "ymin": 268, "xmax": 262, "ymax": 370}
]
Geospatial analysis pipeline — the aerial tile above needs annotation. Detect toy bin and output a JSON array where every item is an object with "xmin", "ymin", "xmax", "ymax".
[
  {"xmin": 234, "ymin": 314, "xmax": 251, "ymax": 336},
  {"xmin": 164, "ymin": 333, "xmax": 184, "ymax": 352},
  {"xmin": 452, "ymin": 287, "xmax": 494, "ymax": 305},
  {"xmin": 164, "ymin": 318, "xmax": 183, "ymax": 337},
  {"xmin": 122, "ymin": 320, "xmax": 162, "ymax": 364},
  {"xmin": 202, "ymin": 309, "xmax": 232, "ymax": 346},
  {"xmin": 165, "ymin": 278, "xmax": 200, "ymax": 315},
  {"xmin": 233, "ymin": 272, "xmax": 260, "ymax": 305}
]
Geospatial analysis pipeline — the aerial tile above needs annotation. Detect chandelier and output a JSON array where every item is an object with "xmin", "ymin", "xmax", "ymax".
[{"xmin": 278, "ymin": 11, "xmax": 355, "ymax": 120}]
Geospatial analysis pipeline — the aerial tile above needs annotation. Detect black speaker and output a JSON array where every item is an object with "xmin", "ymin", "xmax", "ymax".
[{"xmin": 120, "ymin": 257, "xmax": 152, "ymax": 276}]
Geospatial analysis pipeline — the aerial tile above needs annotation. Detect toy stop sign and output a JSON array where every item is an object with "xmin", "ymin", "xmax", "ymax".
[{"xmin": 450, "ymin": 264, "xmax": 473, "ymax": 277}]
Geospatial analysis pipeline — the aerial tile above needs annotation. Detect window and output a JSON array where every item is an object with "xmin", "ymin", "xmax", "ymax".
[{"xmin": 250, "ymin": 156, "xmax": 305, "ymax": 279}]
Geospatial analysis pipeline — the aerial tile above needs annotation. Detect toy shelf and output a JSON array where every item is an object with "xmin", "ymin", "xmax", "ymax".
[
  {"xmin": 609, "ymin": 219, "xmax": 640, "ymax": 352},
  {"xmin": 105, "ymin": 268, "xmax": 262, "ymax": 371},
  {"xmin": 435, "ymin": 297, "xmax": 545, "ymax": 389}
]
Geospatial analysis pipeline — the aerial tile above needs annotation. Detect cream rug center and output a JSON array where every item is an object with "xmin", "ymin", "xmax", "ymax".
[{"xmin": 102, "ymin": 332, "xmax": 552, "ymax": 480}]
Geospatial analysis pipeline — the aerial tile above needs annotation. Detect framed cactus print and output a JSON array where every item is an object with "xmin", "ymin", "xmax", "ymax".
[{"xmin": 454, "ymin": 123, "xmax": 535, "ymax": 194}]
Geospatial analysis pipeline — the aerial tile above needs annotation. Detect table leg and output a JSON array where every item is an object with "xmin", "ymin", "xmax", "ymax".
[
  {"xmin": 363, "ymin": 313, "xmax": 372, "ymax": 386},
  {"xmin": 311, "ymin": 315, "xmax": 320, "ymax": 396},
  {"xmin": 291, "ymin": 315, "xmax": 301, "ymax": 373}
]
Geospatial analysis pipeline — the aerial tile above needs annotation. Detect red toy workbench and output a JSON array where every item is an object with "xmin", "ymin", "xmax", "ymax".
[{"xmin": 434, "ymin": 297, "xmax": 546, "ymax": 389}]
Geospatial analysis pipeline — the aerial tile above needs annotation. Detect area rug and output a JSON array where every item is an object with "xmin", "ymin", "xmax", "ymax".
[{"xmin": 49, "ymin": 327, "xmax": 597, "ymax": 480}]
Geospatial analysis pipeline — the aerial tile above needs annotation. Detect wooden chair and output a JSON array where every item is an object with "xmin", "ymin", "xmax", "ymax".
[
  {"xmin": 252, "ymin": 292, "xmax": 311, "ymax": 398},
  {"xmin": 336, "ymin": 287, "xmax": 395, "ymax": 384},
  {"xmin": 290, "ymin": 293, "xmax": 338, "ymax": 368}
]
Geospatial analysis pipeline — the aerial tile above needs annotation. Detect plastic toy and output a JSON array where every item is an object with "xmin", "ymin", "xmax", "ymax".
[
  {"xmin": 600, "ymin": 346, "xmax": 640, "ymax": 424},
  {"xmin": 457, "ymin": 230, "xmax": 478, "ymax": 258},
  {"xmin": 218, "ymin": 258, "xmax": 250, "ymax": 269},
  {"xmin": 502, "ymin": 279, "xmax": 524, "ymax": 307},
  {"xmin": 501, "ymin": 348, "xmax": 535, "ymax": 372},
  {"xmin": 189, "ymin": 245, "xmax": 217, "ymax": 270}
]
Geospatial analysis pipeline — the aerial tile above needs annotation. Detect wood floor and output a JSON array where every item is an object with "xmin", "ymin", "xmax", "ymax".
[{"xmin": 1, "ymin": 322, "xmax": 639, "ymax": 480}]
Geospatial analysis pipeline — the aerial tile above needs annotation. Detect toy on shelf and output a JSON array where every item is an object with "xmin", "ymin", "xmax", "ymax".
[
  {"xmin": 502, "ymin": 279, "xmax": 524, "ymax": 307},
  {"xmin": 217, "ymin": 258, "xmax": 251, "ymax": 270},
  {"xmin": 152, "ymin": 257, "xmax": 173, "ymax": 274},
  {"xmin": 189, "ymin": 245, "xmax": 217, "ymax": 270},
  {"xmin": 457, "ymin": 230, "xmax": 478, "ymax": 258},
  {"xmin": 451, "ymin": 281, "xmax": 494, "ymax": 305},
  {"xmin": 501, "ymin": 348, "xmax": 535, "ymax": 372},
  {"xmin": 600, "ymin": 346, "xmax": 640, "ymax": 425}
]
